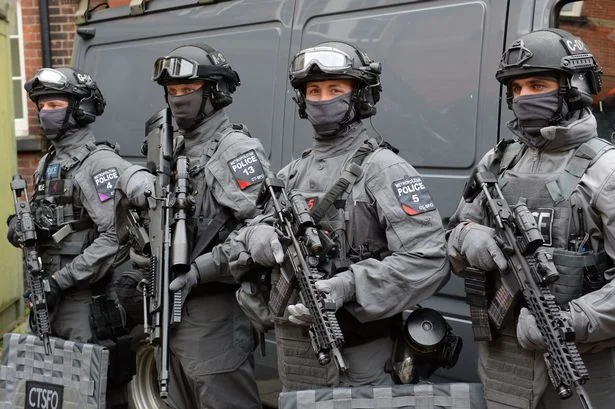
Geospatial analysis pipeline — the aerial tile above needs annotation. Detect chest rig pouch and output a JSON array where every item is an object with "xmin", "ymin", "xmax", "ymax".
[{"xmin": 495, "ymin": 138, "xmax": 613, "ymax": 306}]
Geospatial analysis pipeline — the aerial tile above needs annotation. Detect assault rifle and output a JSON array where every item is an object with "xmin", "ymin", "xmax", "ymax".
[
  {"xmin": 258, "ymin": 176, "xmax": 347, "ymax": 372},
  {"xmin": 11, "ymin": 174, "xmax": 52, "ymax": 355},
  {"xmin": 463, "ymin": 166, "xmax": 594, "ymax": 409},
  {"xmin": 140, "ymin": 108, "xmax": 191, "ymax": 398}
]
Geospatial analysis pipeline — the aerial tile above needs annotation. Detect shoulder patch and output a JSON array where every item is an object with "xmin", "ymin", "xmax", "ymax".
[
  {"xmin": 227, "ymin": 150, "xmax": 265, "ymax": 190},
  {"xmin": 46, "ymin": 163, "xmax": 61, "ymax": 180},
  {"xmin": 92, "ymin": 167, "xmax": 119, "ymax": 202},
  {"xmin": 392, "ymin": 176, "xmax": 436, "ymax": 215}
]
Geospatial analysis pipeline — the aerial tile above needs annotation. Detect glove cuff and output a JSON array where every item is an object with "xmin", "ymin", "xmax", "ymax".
[
  {"xmin": 193, "ymin": 253, "xmax": 222, "ymax": 283},
  {"xmin": 332, "ymin": 270, "xmax": 356, "ymax": 303}
]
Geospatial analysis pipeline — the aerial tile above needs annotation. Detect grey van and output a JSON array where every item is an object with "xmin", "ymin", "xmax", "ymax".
[{"xmin": 71, "ymin": 0, "xmax": 614, "ymax": 407}]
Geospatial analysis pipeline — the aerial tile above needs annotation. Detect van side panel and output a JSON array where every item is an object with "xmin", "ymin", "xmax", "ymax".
[
  {"xmin": 288, "ymin": 0, "xmax": 511, "ymax": 382},
  {"xmin": 72, "ymin": 0, "xmax": 295, "ymax": 164}
]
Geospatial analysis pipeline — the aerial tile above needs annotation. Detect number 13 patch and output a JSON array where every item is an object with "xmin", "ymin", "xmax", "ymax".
[
  {"xmin": 228, "ymin": 150, "xmax": 265, "ymax": 190},
  {"xmin": 392, "ymin": 176, "xmax": 436, "ymax": 216}
]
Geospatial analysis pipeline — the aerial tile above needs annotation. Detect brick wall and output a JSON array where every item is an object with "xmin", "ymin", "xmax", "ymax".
[
  {"xmin": 561, "ymin": 1, "xmax": 615, "ymax": 101},
  {"xmin": 17, "ymin": 0, "xmax": 129, "ymax": 180}
]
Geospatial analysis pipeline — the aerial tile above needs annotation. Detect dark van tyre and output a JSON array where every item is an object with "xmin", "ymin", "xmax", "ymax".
[{"xmin": 126, "ymin": 343, "xmax": 169, "ymax": 409}]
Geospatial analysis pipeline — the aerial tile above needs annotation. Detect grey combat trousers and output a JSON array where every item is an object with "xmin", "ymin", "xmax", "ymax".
[{"xmin": 165, "ymin": 291, "xmax": 261, "ymax": 409}]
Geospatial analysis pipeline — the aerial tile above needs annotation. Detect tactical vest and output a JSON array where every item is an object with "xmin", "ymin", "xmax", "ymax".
[
  {"xmin": 32, "ymin": 142, "xmax": 116, "ymax": 279},
  {"xmin": 274, "ymin": 138, "xmax": 400, "ymax": 391},
  {"xmin": 493, "ymin": 137, "xmax": 612, "ymax": 306},
  {"xmin": 185, "ymin": 124, "xmax": 249, "ymax": 295}
]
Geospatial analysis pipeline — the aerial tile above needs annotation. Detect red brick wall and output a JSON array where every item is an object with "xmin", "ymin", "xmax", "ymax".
[
  {"xmin": 18, "ymin": 0, "xmax": 129, "ymax": 180},
  {"xmin": 561, "ymin": 2, "xmax": 615, "ymax": 101}
]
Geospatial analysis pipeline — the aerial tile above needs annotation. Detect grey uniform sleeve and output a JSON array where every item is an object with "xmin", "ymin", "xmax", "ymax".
[
  {"xmin": 568, "ymin": 154, "xmax": 615, "ymax": 344},
  {"xmin": 207, "ymin": 134, "xmax": 271, "ymax": 221},
  {"xmin": 53, "ymin": 152, "xmax": 133, "ymax": 289},
  {"xmin": 446, "ymin": 150, "xmax": 496, "ymax": 274},
  {"xmin": 343, "ymin": 153, "xmax": 450, "ymax": 323}
]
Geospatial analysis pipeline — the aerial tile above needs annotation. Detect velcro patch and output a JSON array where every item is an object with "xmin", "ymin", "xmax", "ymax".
[
  {"xmin": 305, "ymin": 197, "xmax": 318, "ymax": 210},
  {"xmin": 46, "ymin": 163, "xmax": 61, "ymax": 180},
  {"xmin": 227, "ymin": 150, "xmax": 265, "ymax": 190},
  {"xmin": 392, "ymin": 176, "xmax": 436, "ymax": 215},
  {"xmin": 26, "ymin": 380, "xmax": 64, "ymax": 409},
  {"xmin": 92, "ymin": 167, "xmax": 119, "ymax": 202},
  {"xmin": 46, "ymin": 179, "xmax": 64, "ymax": 196},
  {"xmin": 531, "ymin": 207, "xmax": 554, "ymax": 247}
]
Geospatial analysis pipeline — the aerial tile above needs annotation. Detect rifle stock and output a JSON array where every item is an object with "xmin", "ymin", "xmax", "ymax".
[
  {"xmin": 11, "ymin": 174, "xmax": 52, "ymax": 355},
  {"xmin": 470, "ymin": 166, "xmax": 594, "ymax": 409},
  {"xmin": 260, "ymin": 176, "xmax": 347, "ymax": 372}
]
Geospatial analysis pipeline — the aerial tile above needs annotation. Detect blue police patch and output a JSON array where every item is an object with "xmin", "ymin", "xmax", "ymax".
[
  {"xmin": 227, "ymin": 150, "xmax": 265, "ymax": 190},
  {"xmin": 392, "ymin": 176, "xmax": 436, "ymax": 215},
  {"xmin": 92, "ymin": 168, "xmax": 119, "ymax": 202},
  {"xmin": 46, "ymin": 163, "xmax": 61, "ymax": 180}
]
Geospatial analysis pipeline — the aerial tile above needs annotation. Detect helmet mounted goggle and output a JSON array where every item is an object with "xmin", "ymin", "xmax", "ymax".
[
  {"xmin": 289, "ymin": 46, "xmax": 355, "ymax": 80},
  {"xmin": 152, "ymin": 56, "xmax": 235, "ymax": 83},
  {"xmin": 26, "ymin": 68, "xmax": 72, "ymax": 96}
]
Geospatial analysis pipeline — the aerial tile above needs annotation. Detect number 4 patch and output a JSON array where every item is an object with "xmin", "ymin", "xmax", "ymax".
[
  {"xmin": 92, "ymin": 168, "xmax": 119, "ymax": 202},
  {"xmin": 227, "ymin": 150, "xmax": 265, "ymax": 190},
  {"xmin": 392, "ymin": 176, "xmax": 436, "ymax": 215}
]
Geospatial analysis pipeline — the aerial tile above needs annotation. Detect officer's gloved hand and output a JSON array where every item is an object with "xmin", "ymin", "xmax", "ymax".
[
  {"xmin": 45, "ymin": 276, "xmax": 62, "ymax": 312},
  {"xmin": 237, "ymin": 224, "xmax": 285, "ymax": 267},
  {"xmin": 6, "ymin": 215, "xmax": 23, "ymax": 247},
  {"xmin": 455, "ymin": 222, "xmax": 508, "ymax": 272},
  {"xmin": 315, "ymin": 271, "xmax": 355, "ymax": 311},
  {"xmin": 169, "ymin": 264, "xmax": 200, "ymax": 295},
  {"xmin": 517, "ymin": 307, "xmax": 547, "ymax": 350},
  {"xmin": 124, "ymin": 171, "xmax": 156, "ymax": 209},
  {"xmin": 287, "ymin": 303, "xmax": 312, "ymax": 326}
]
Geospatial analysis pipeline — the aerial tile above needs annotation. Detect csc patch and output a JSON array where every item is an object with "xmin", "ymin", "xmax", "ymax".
[
  {"xmin": 25, "ymin": 380, "xmax": 64, "ymax": 409},
  {"xmin": 227, "ymin": 150, "xmax": 265, "ymax": 190},
  {"xmin": 92, "ymin": 167, "xmax": 119, "ymax": 202},
  {"xmin": 392, "ymin": 176, "xmax": 436, "ymax": 216}
]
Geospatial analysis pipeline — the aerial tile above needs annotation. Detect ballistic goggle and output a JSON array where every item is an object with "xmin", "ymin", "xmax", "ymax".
[
  {"xmin": 289, "ymin": 47, "xmax": 354, "ymax": 79},
  {"xmin": 26, "ymin": 68, "xmax": 70, "ymax": 93},
  {"xmin": 152, "ymin": 56, "xmax": 235, "ymax": 82}
]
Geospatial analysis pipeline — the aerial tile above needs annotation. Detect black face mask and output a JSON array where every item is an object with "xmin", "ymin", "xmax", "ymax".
[
  {"xmin": 304, "ymin": 92, "xmax": 355, "ymax": 137},
  {"xmin": 167, "ymin": 88, "xmax": 205, "ymax": 131},
  {"xmin": 511, "ymin": 90, "xmax": 568, "ymax": 136},
  {"xmin": 38, "ymin": 108, "xmax": 78, "ymax": 140}
]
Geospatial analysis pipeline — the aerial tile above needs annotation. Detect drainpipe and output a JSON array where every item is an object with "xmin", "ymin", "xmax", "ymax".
[{"xmin": 39, "ymin": 0, "xmax": 52, "ymax": 67}]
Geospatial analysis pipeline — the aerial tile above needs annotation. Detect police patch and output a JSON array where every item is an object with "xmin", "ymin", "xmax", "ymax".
[
  {"xmin": 227, "ymin": 150, "xmax": 265, "ymax": 190},
  {"xmin": 392, "ymin": 176, "xmax": 435, "ymax": 216},
  {"xmin": 305, "ymin": 197, "xmax": 318, "ymax": 210},
  {"xmin": 46, "ymin": 163, "xmax": 61, "ymax": 180},
  {"xmin": 25, "ymin": 380, "xmax": 64, "ymax": 409},
  {"xmin": 92, "ymin": 167, "xmax": 119, "ymax": 202}
]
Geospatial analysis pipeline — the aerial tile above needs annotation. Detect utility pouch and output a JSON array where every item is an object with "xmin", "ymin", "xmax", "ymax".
[
  {"xmin": 89, "ymin": 295, "xmax": 128, "ymax": 342},
  {"xmin": 98, "ymin": 335, "xmax": 136, "ymax": 388}
]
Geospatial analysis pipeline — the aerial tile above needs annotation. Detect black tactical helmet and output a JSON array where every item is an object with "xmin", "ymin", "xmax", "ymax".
[
  {"xmin": 24, "ymin": 67, "xmax": 106, "ymax": 125},
  {"xmin": 152, "ymin": 44, "xmax": 241, "ymax": 109},
  {"xmin": 496, "ymin": 29, "xmax": 602, "ymax": 112},
  {"xmin": 289, "ymin": 41, "xmax": 382, "ymax": 119}
]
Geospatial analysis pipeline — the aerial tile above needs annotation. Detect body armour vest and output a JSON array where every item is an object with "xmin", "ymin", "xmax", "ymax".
[
  {"xmin": 286, "ymin": 143, "xmax": 398, "ymax": 348},
  {"xmin": 31, "ymin": 143, "xmax": 102, "ymax": 276},
  {"xmin": 495, "ymin": 139, "xmax": 610, "ymax": 306}
]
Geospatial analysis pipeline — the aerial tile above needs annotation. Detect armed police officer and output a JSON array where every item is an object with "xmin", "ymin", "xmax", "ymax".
[
  {"xmin": 6, "ymin": 67, "xmax": 134, "ymax": 407},
  {"xmin": 223, "ymin": 41, "xmax": 450, "ymax": 390},
  {"xmin": 447, "ymin": 29, "xmax": 615, "ymax": 409},
  {"xmin": 116, "ymin": 44, "xmax": 265, "ymax": 409}
]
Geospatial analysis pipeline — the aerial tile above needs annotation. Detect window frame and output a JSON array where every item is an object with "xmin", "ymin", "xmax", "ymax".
[
  {"xmin": 9, "ymin": 1, "xmax": 29, "ymax": 137},
  {"xmin": 559, "ymin": 1, "xmax": 584, "ymax": 18}
]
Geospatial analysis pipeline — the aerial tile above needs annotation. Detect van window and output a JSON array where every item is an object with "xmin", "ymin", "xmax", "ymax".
[{"xmin": 557, "ymin": 1, "xmax": 615, "ymax": 141}]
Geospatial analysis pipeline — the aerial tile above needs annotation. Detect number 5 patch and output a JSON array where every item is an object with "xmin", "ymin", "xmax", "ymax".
[
  {"xmin": 392, "ymin": 176, "xmax": 436, "ymax": 215},
  {"xmin": 228, "ymin": 150, "xmax": 265, "ymax": 190}
]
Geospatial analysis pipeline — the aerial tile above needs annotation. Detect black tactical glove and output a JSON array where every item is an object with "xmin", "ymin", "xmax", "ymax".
[
  {"xmin": 45, "ymin": 276, "xmax": 62, "ymax": 312},
  {"xmin": 6, "ymin": 215, "xmax": 23, "ymax": 247}
]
